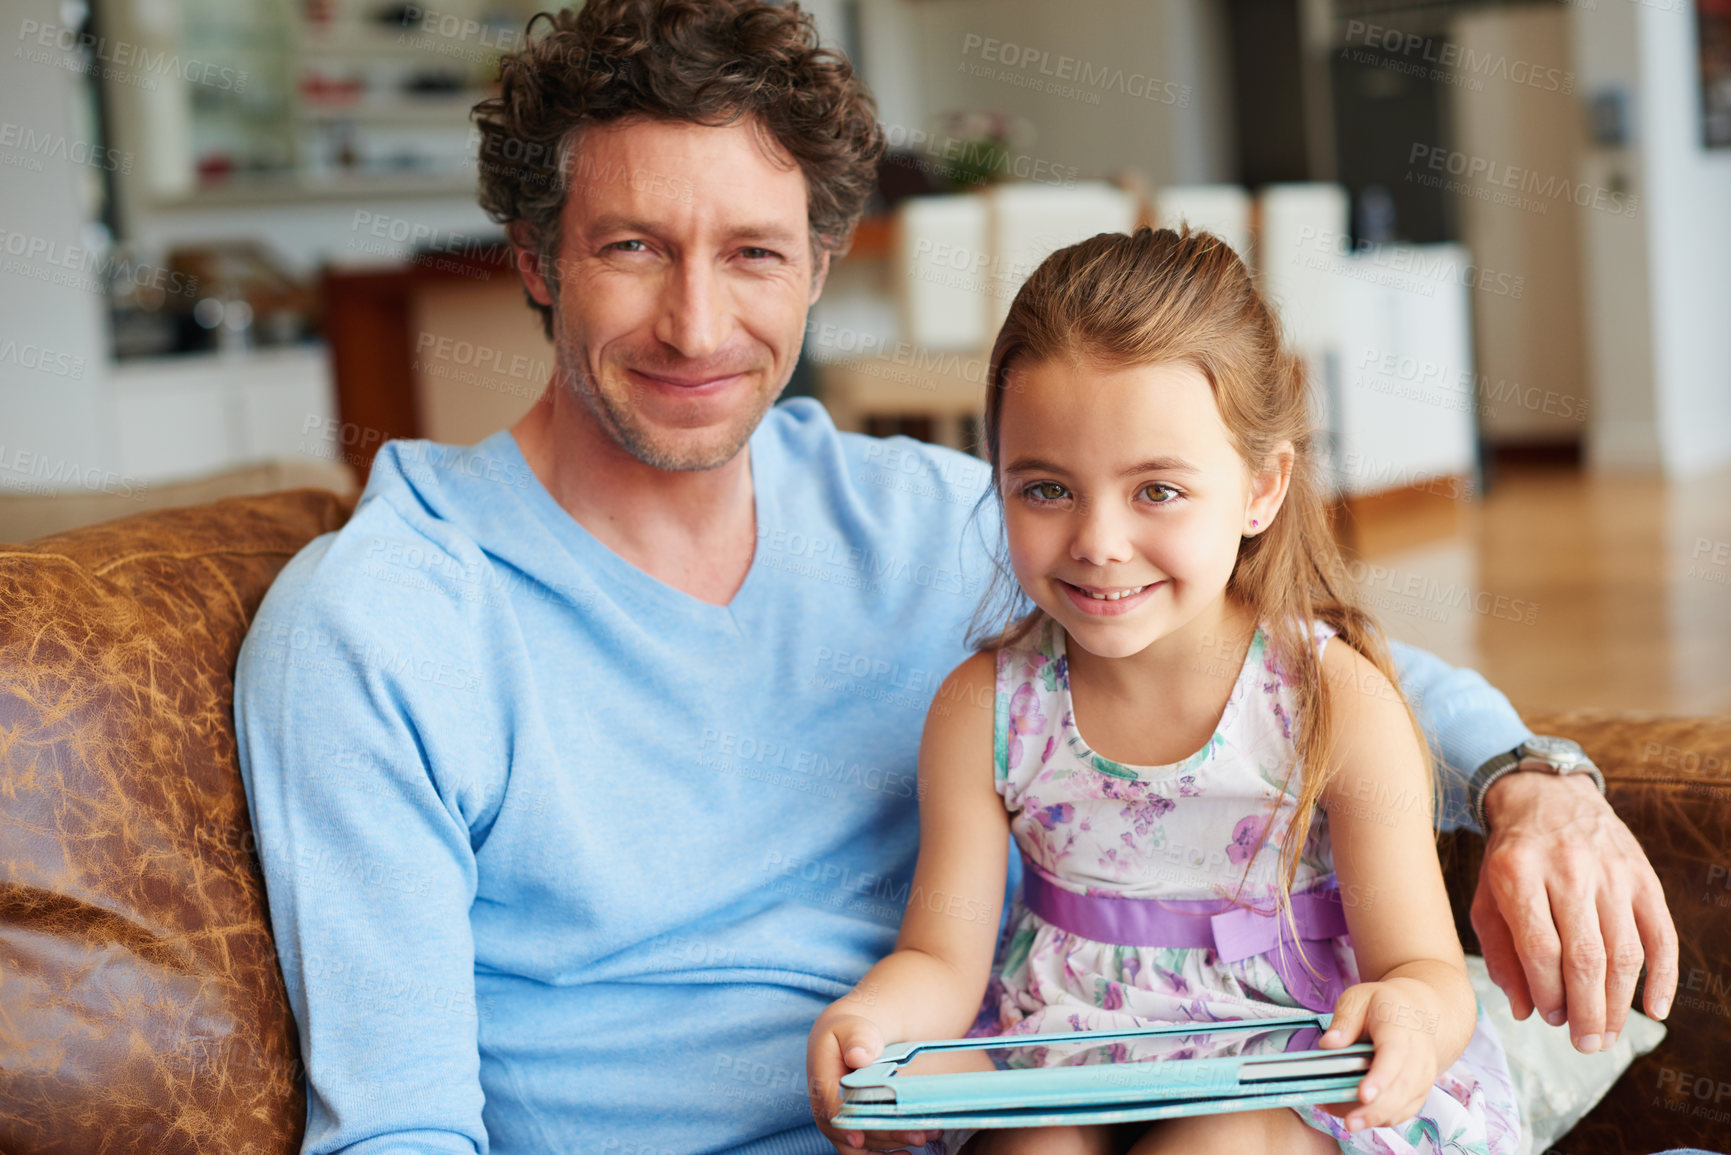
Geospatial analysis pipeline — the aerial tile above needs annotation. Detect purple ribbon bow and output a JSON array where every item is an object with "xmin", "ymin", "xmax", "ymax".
[{"xmin": 1018, "ymin": 850, "xmax": 1350, "ymax": 1013}]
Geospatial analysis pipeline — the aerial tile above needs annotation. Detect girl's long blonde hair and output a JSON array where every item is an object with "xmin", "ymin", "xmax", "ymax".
[{"xmin": 971, "ymin": 226, "xmax": 1430, "ymax": 918}]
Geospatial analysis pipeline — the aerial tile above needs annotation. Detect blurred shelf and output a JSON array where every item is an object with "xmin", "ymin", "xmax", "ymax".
[
  {"xmin": 297, "ymin": 28, "xmax": 496, "ymax": 59},
  {"xmin": 297, "ymin": 92, "xmax": 483, "ymax": 123},
  {"xmin": 109, "ymin": 343, "xmax": 329, "ymax": 378},
  {"xmin": 154, "ymin": 171, "xmax": 476, "ymax": 208},
  {"xmin": 110, "ymin": 0, "xmax": 534, "ymax": 210}
]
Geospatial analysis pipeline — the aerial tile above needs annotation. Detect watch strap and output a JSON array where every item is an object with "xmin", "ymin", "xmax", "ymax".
[
  {"xmin": 1468, "ymin": 752, "xmax": 1523, "ymax": 833},
  {"xmin": 1468, "ymin": 742, "xmax": 1605, "ymax": 832}
]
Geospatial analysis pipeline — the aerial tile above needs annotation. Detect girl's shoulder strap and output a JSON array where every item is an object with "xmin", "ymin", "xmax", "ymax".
[
  {"xmin": 991, "ymin": 614, "xmax": 1062, "ymax": 784},
  {"xmin": 1251, "ymin": 617, "xmax": 1339, "ymax": 687},
  {"xmin": 996, "ymin": 614, "xmax": 1063, "ymax": 680}
]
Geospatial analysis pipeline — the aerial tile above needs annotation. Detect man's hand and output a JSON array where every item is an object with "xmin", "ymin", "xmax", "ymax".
[{"xmin": 1471, "ymin": 770, "xmax": 1679, "ymax": 1053}]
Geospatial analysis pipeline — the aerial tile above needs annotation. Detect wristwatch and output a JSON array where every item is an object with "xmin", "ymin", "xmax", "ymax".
[{"xmin": 1468, "ymin": 736, "xmax": 1606, "ymax": 832}]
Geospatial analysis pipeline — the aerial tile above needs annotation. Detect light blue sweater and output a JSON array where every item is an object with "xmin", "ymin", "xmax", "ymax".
[{"xmin": 235, "ymin": 399, "xmax": 1528, "ymax": 1153}]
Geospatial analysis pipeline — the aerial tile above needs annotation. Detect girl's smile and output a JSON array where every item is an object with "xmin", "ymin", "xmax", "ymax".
[{"xmin": 1058, "ymin": 578, "xmax": 1165, "ymax": 615}]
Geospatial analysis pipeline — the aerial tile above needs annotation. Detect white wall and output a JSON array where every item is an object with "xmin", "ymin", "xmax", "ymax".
[
  {"xmin": 1572, "ymin": 3, "xmax": 1659, "ymax": 470},
  {"xmin": 1574, "ymin": 0, "xmax": 1731, "ymax": 476},
  {"xmin": 797, "ymin": 0, "xmax": 925, "ymax": 166},
  {"xmin": 128, "ymin": 197, "xmax": 496, "ymax": 281},
  {"xmin": 1450, "ymin": 6, "xmax": 1588, "ymax": 445},
  {"xmin": 806, "ymin": 0, "xmax": 1236, "ymax": 410},
  {"xmin": 1640, "ymin": 6, "xmax": 1731, "ymax": 476},
  {"xmin": 900, "ymin": 0, "xmax": 1235, "ymax": 186},
  {"xmin": 0, "ymin": 0, "xmax": 415, "ymax": 496},
  {"xmin": 0, "ymin": 0, "xmax": 115, "ymax": 487},
  {"xmin": 411, "ymin": 277, "xmax": 549, "ymax": 445},
  {"xmin": 854, "ymin": 0, "xmax": 924, "ymax": 135}
]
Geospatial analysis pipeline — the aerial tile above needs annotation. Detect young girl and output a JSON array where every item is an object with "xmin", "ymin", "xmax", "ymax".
[{"xmin": 807, "ymin": 228, "xmax": 1520, "ymax": 1155}]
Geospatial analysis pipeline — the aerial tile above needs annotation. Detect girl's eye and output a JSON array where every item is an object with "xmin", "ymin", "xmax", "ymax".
[
  {"xmin": 1140, "ymin": 483, "xmax": 1181, "ymax": 504},
  {"xmin": 1023, "ymin": 481, "xmax": 1070, "ymax": 504}
]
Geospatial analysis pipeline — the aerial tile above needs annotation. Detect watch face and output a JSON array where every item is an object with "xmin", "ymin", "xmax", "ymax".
[{"xmin": 1523, "ymin": 736, "xmax": 1584, "ymax": 759}]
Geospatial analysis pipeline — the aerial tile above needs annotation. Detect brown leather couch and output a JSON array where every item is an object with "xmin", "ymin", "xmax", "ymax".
[{"xmin": 2, "ymin": 490, "xmax": 1728, "ymax": 1154}]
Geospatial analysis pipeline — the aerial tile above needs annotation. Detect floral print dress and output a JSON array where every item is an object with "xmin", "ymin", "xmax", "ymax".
[{"xmin": 972, "ymin": 617, "xmax": 1522, "ymax": 1154}]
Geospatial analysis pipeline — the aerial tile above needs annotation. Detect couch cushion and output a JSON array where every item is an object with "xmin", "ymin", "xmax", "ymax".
[
  {"xmin": 1442, "ymin": 709, "xmax": 1731, "ymax": 1155},
  {"xmin": 0, "ymin": 489, "xmax": 352, "ymax": 1154}
]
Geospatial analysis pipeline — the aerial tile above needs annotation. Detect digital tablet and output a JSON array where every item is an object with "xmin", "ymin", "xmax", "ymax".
[{"xmin": 832, "ymin": 1012, "xmax": 1371, "ymax": 1131}]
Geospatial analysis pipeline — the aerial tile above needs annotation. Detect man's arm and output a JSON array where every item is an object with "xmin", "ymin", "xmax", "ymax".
[
  {"xmin": 1387, "ymin": 639, "xmax": 1531, "ymax": 832},
  {"xmin": 1389, "ymin": 640, "xmax": 1679, "ymax": 1055},
  {"xmin": 235, "ymin": 543, "xmax": 493, "ymax": 1154}
]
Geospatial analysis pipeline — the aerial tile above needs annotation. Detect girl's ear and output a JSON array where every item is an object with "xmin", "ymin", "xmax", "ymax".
[{"xmin": 1244, "ymin": 441, "xmax": 1295, "ymax": 536}]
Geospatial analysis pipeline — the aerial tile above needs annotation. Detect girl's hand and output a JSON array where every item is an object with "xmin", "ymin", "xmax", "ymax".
[
  {"xmin": 1316, "ymin": 979, "xmax": 1447, "ymax": 1133},
  {"xmin": 806, "ymin": 1011, "xmax": 928, "ymax": 1153}
]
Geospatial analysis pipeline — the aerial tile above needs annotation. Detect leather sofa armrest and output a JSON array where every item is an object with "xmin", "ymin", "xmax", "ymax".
[
  {"xmin": 1438, "ymin": 709, "xmax": 1731, "ymax": 1153},
  {"xmin": 0, "ymin": 487, "xmax": 353, "ymax": 1154}
]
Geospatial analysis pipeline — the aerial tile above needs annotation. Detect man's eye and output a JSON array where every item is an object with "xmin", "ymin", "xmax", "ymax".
[
  {"xmin": 740, "ymin": 247, "xmax": 778, "ymax": 260},
  {"xmin": 1141, "ymin": 483, "xmax": 1181, "ymax": 504},
  {"xmin": 608, "ymin": 240, "xmax": 647, "ymax": 253}
]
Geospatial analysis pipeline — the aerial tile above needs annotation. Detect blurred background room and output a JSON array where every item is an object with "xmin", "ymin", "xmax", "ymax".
[{"xmin": 2, "ymin": 0, "xmax": 1729, "ymax": 715}]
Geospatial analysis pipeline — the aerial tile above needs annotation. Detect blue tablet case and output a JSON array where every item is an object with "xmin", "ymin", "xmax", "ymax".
[{"xmin": 833, "ymin": 1012, "xmax": 1372, "ymax": 1130}]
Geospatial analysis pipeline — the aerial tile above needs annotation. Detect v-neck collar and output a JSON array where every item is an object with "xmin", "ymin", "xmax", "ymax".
[{"xmin": 484, "ymin": 427, "xmax": 777, "ymax": 633}]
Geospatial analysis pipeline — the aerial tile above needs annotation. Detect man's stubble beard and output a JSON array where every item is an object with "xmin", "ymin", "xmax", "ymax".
[{"xmin": 550, "ymin": 321, "xmax": 781, "ymax": 473}]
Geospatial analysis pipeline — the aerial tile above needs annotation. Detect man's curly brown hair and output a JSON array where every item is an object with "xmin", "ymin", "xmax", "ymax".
[{"xmin": 473, "ymin": 0, "xmax": 885, "ymax": 338}]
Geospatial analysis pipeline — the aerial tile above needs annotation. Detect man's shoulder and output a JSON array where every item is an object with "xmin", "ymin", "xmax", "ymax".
[
  {"xmin": 241, "ymin": 490, "xmax": 490, "ymax": 687},
  {"xmin": 285, "ymin": 480, "xmax": 480, "ymax": 595},
  {"xmin": 369, "ymin": 435, "xmax": 539, "ymax": 502}
]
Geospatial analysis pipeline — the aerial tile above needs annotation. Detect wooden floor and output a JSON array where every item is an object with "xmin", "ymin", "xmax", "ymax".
[{"xmin": 1343, "ymin": 464, "xmax": 1731, "ymax": 718}]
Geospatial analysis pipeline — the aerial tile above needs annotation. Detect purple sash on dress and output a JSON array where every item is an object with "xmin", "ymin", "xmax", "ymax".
[{"xmin": 1018, "ymin": 850, "xmax": 1350, "ymax": 1013}]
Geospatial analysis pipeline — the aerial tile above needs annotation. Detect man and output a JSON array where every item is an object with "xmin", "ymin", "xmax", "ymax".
[{"xmin": 235, "ymin": 2, "xmax": 1677, "ymax": 1152}]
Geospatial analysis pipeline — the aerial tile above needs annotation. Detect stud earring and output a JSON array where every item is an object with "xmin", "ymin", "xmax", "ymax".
[{"xmin": 1250, "ymin": 519, "xmax": 1259, "ymax": 528}]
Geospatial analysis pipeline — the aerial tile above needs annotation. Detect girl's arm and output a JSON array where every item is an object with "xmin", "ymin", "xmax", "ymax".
[
  {"xmin": 807, "ymin": 651, "xmax": 1010, "ymax": 1150},
  {"xmin": 1314, "ymin": 641, "xmax": 1478, "ymax": 1135}
]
